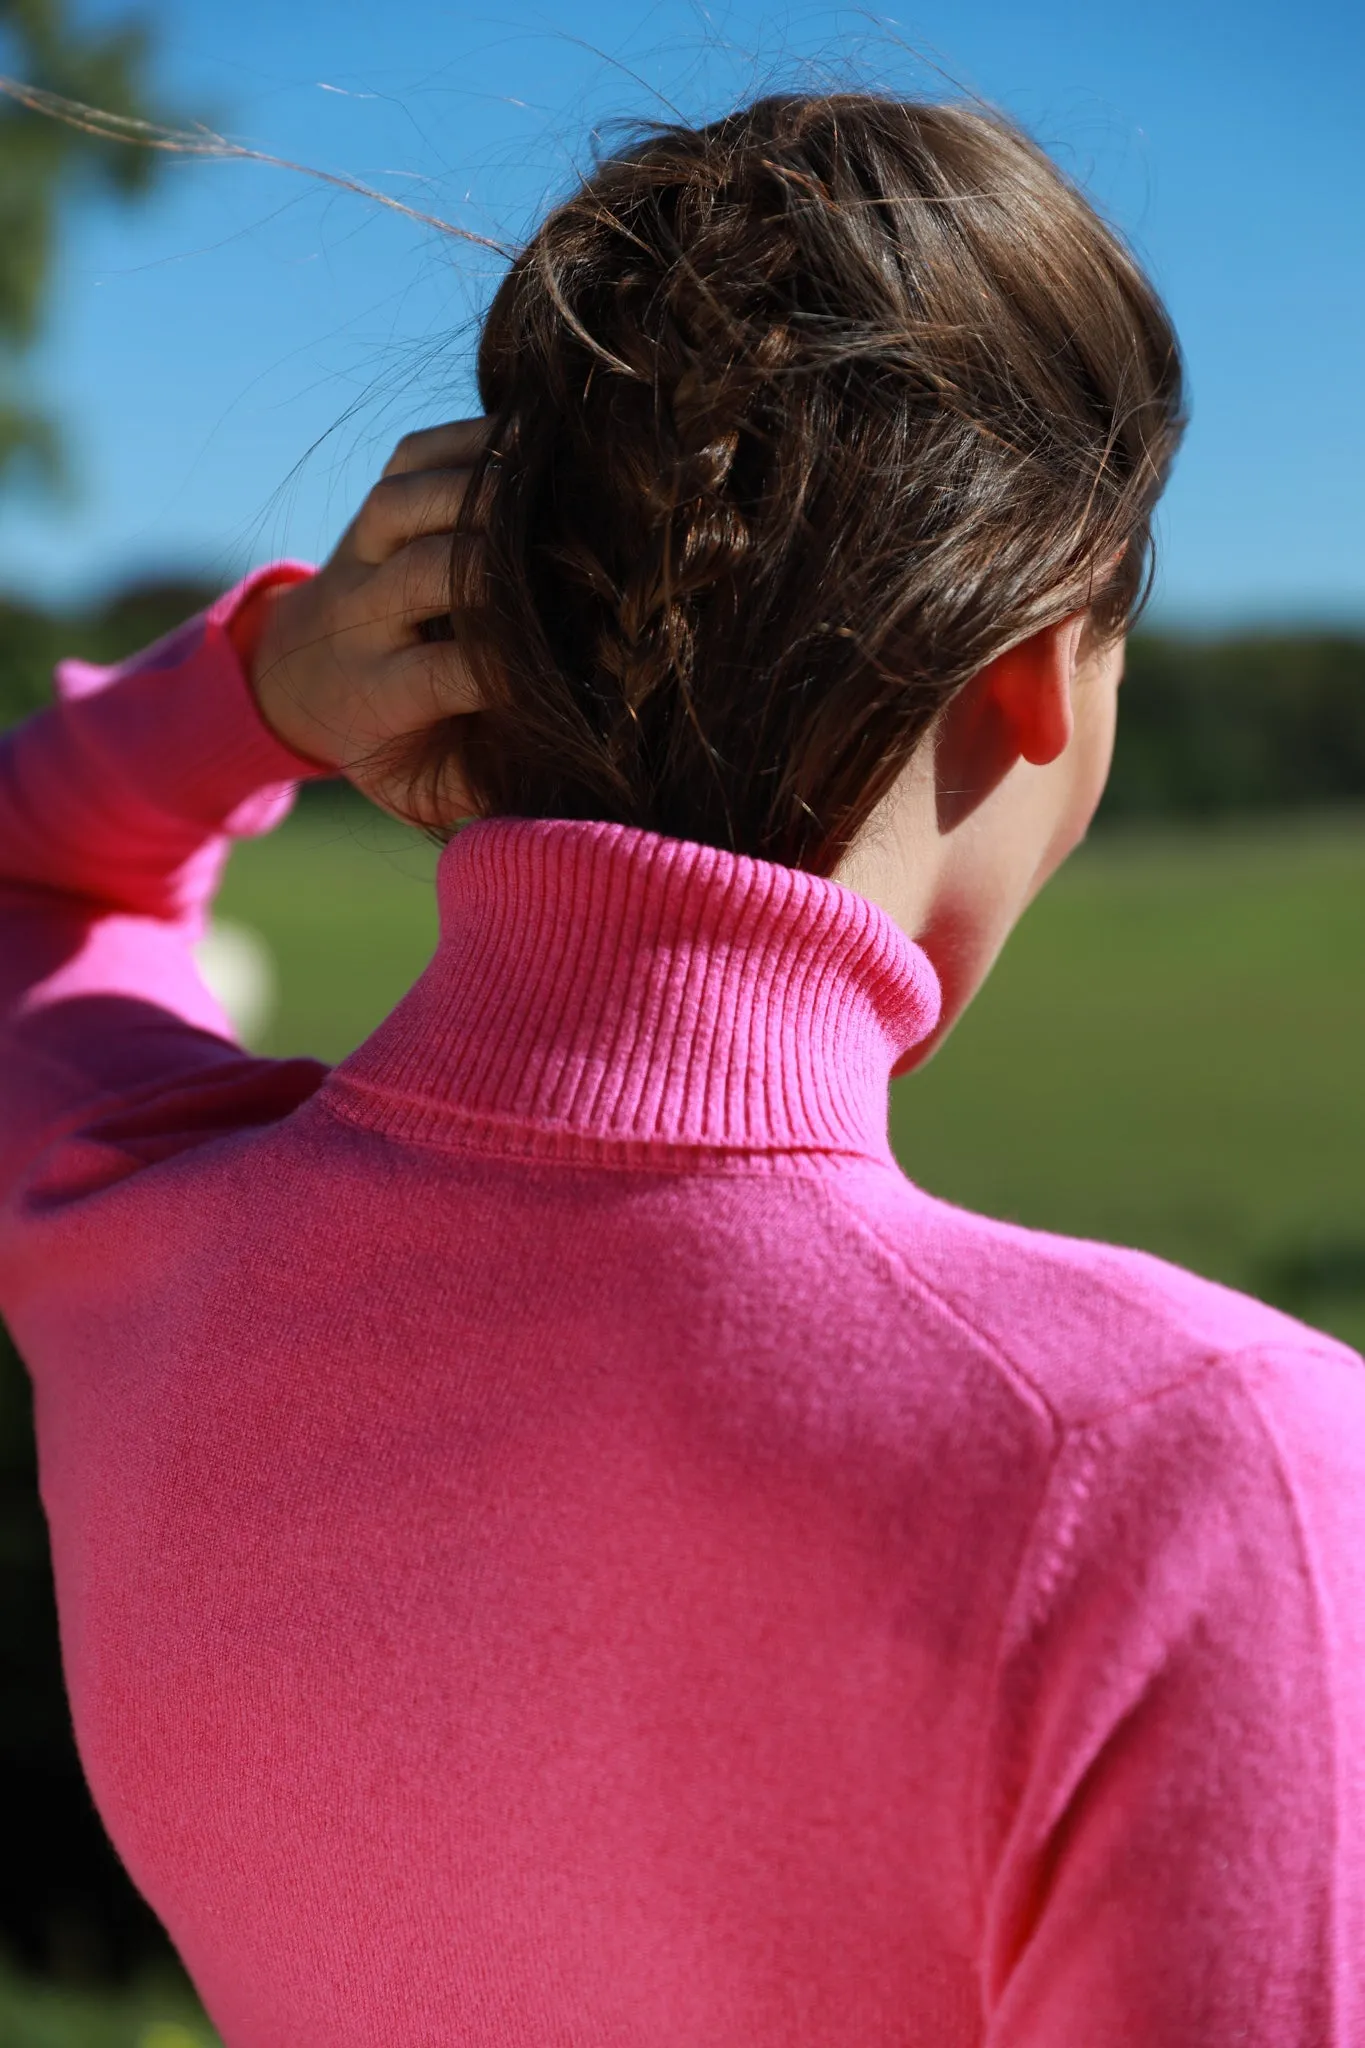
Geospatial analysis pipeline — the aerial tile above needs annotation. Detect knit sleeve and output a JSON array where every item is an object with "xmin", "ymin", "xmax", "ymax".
[
  {"xmin": 0, "ymin": 563, "xmax": 331, "ymax": 1259},
  {"xmin": 978, "ymin": 1344, "xmax": 1365, "ymax": 2046}
]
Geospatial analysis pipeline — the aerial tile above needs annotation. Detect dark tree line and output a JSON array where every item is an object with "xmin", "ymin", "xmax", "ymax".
[
  {"xmin": 0, "ymin": 578, "xmax": 224, "ymax": 722},
  {"xmin": 3, "ymin": 580, "xmax": 1364, "ymax": 822},
  {"xmin": 1101, "ymin": 631, "xmax": 1365, "ymax": 823}
]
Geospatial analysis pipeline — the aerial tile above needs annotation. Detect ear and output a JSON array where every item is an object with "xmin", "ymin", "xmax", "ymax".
[
  {"xmin": 984, "ymin": 613, "xmax": 1087, "ymax": 767},
  {"xmin": 932, "ymin": 612, "xmax": 1088, "ymax": 835}
]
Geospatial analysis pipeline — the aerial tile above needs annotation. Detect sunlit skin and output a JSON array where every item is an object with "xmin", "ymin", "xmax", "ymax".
[
  {"xmin": 236, "ymin": 418, "xmax": 1123, "ymax": 1070},
  {"xmin": 833, "ymin": 616, "xmax": 1123, "ymax": 1070}
]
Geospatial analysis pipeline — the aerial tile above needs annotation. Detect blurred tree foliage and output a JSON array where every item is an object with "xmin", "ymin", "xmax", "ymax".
[
  {"xmin": 0, "ymin": 0, "xmax": 182, "ymax": 489},
  {"xmin": 1100, "ymin": 632, "xmax": 1365, "ymax": 823},
  {"xmin": 0, "ymin": 578, "xmax": 223, "ymax": 721},
  {"xmin": 6, "ymin": 600, "xmax": 1364, "ymax": 822}
]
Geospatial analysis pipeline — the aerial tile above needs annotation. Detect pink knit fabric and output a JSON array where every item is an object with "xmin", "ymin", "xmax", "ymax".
[{"xmin": 3, "ymin": 570, "xmax": 1365, "ymax": 2047}]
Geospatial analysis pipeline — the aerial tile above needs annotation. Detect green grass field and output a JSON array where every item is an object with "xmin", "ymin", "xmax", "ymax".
[
  {"xmin": 0, "ymin": 1960, "xmax": 220, "ymax": 2048},
  {"xmin": 214, "ymin": 798, "xmax": 1365, "ymax": 1355}
]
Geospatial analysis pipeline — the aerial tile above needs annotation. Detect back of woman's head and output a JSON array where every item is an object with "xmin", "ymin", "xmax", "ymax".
[{"xmin": 419, "ymin": 90, "xmax": 1186, "ymax": 873}]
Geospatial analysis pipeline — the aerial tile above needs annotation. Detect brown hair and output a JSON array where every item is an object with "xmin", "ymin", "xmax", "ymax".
[{"xmin": 405, "ymin": 90, "xmax": 1186, "ymax": 873}]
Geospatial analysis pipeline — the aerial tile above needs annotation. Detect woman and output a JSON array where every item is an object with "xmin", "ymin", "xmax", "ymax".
[{"xmin": 3, "ymin": 91, "xmax": 1363, "ymax": 2047}]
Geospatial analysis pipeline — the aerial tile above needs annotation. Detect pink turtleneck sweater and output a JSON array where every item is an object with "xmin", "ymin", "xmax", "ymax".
[{"xmin": 2, "ymin": 567, "xmax": 1365, "ymax": 2048}]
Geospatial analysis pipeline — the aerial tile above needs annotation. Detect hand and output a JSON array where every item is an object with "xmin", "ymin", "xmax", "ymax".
[{"xmin": 236, "ymin": 418, "xmax": 489, "ymax": 825}]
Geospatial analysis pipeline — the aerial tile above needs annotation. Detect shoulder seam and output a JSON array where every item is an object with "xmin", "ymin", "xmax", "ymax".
[
  {"xmin": 969, "ymin": 1343, "xmax": 1353, "ymax": 1961},
  {"xmin": 967, "ymin": 1425, "xmax": 1102, "ymax": 1923},
  {"xmin": 800, "ymin": 1165, "xmax": 1063, "ymax": 1429},
  {"xmin": 1229, "ymin": 1357, "xmax": 1343, "ymax": 2010}
]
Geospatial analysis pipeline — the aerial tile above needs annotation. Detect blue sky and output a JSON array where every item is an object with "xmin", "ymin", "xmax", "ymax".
[{"xmin": 0, "ymin": 0, "xmax": 1361, "ymax": 624}]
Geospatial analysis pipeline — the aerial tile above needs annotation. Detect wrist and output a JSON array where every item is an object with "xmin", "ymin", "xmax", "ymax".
[
  {"xmin": 225, "ymin": 582, "xmax": 278, "ymax": 687},
  {"xmin": 230, "ymin": 582, "xmax": 339, "ymax": 773}
]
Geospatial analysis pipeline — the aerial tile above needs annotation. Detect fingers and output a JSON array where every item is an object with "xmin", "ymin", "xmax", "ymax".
[
  {"xmin": 387, "ymin": 637, "xmax": 486, "ymax": 718},
  {"xmin": 372, "ymin": 531, "xmax": 469, "ymax": 635},
  {"xmin": 353, "ymin": 416, "xmax": 494, "ymax": 566},
  {"xmin": 381, "ymin": 417, "xmax": 491, "ymax": 479},
  {"xmin": 352, "ymin": 466, "xmax": 478, "ymax": 566}
]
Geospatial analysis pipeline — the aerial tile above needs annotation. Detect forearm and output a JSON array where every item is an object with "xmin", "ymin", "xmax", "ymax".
[
  {"xmin": 0, "ymin": 563, "xmax": 326, "ymax": 1207},
  {"xmin": 0, "ymin": 564, "xmax": 321, "ymax": 919}
]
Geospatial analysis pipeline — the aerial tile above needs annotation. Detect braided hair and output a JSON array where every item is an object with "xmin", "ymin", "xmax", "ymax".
[{"xmin": 400, "ymin": 92, "xmax": 1185, "ymax": 872}]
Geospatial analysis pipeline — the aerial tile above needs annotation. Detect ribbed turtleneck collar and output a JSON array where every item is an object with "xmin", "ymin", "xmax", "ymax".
[{"xmin": 322, "ymin": 817, "xmax": 941, "ymax": 1164}]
